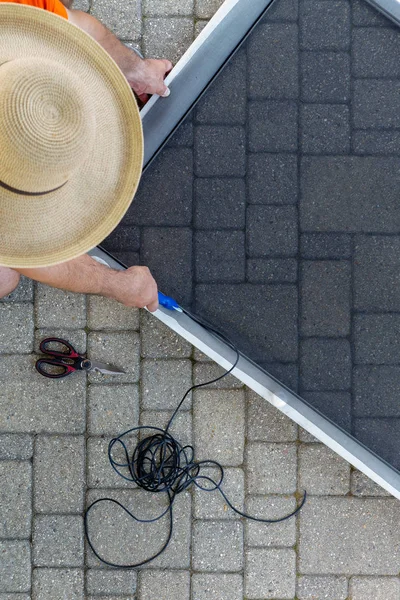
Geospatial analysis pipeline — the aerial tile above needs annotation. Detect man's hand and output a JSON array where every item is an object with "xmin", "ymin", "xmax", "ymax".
[
  {"xmin": 105, "ymin": 266, "xmax": 159, "ymax": 312},
  {"xmin": 66, "ymin": 9, "xmax": 172, "ymax": 103},
  {"xmin": 126, "ymin": 58, "xmax": 172, "ymax": 104}
]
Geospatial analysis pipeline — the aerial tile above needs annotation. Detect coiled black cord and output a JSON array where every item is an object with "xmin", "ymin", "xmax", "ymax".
[{"xmin": 84, "ymin": 308, "xmax": 306, "ymax": 568}]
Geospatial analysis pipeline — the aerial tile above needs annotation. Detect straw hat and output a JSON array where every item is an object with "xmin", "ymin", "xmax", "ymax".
[{"xmin": 0, "ymin": 3, "xmax": 143, "ymax": 268}]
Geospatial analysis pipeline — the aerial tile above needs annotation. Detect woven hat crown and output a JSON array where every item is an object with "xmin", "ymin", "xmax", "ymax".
[{"xmin": 0, "ymin": 57, "xmax": 95, "ymax": 194}]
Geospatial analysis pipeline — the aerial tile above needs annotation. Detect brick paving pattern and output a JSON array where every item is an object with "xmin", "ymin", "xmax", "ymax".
[{"xmin": 1, "ymin": 0, "xmax": 400, "ymax": 599}]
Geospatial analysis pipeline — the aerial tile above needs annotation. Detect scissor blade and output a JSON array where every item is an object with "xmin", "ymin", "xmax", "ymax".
[{"xmin": 89, "ymin": 360, "xmax": 126, "ymax": 375}]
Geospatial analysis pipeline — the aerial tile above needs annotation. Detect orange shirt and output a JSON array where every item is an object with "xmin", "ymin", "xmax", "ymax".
[{"xmin": 0, "ymin": 0, "xmax": 68, "ymax": 19}]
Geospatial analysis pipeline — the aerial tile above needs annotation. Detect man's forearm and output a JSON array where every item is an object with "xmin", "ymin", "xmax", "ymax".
[
  {"xmin": 66, "ymin": 9, "xmax": 141, "ymax": 76},
  {"xmin": 16, "ymin": 254, "xmax": 120, "ymax": 298},
  {"xmin": 16, "ymin": 255, "xmax": 159, "ymax": 311}
]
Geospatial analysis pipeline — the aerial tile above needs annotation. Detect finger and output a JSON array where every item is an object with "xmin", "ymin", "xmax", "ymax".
[
  {"xmin": 137, "ymin": 92, "xmax": 149, "ymax": 104},
  {"xmin": 160, "ymin": 85, "xmax": 170, "ymax": 98},
  {"xmin": 161, "ymin": 59, "xmax": 173, "ymax": 74},
  {"xmin": 146, "ymin": 297, "xmax": 159, "ymax": 312}
]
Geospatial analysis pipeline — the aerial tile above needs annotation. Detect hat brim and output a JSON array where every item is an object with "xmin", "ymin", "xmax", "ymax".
[{"xmin": 0, "ymin": 4, "xmax": 143, "ymax": 268}]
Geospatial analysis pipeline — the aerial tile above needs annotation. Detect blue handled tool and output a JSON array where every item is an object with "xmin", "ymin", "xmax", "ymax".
[{"xmin": 158, "ymin": 291, "xmax": 182, "ymax": 312}]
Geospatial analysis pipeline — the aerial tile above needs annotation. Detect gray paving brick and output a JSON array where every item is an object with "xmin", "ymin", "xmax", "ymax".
[
  {"xmin": 297, "ymin": 575, "xmax": 348, "ymax": 600},
  {"xmin": 0, "ymin": 434, "xmax": 33, "ymax": 460},
  {"xmin": 247, "ymin": 258, "xmax": 298, "ymax": 283},
  {"xmin": 106, "ymin": 251, "xmax": 139, "ymax": 268},
  {"xmin": 34, "ymin": 436, "xmax": 85, "ymax": 513},
  {"xmin": 351, "ymin": 470, "xmax": 390, "ymax": 497},
  {"xmin": 86, "ymin": 489, "xmax": 191, "ymax": 568},
  {"xmin": 86, "ymin": 569, "xmax": 136, "ymax": 595},
  {"xmin": 262, "ymin": 0, "xmax": 298, "ymax": 21},
  {"xmin": 301, "ymin": 261, "xmax": 351, "ymax": 337},
  {"xmin": 194, "ymin": 19, "xmax": 208, "ymax": 37},
  {"xmin": 355, "ymin": 314, "xmax": 400, "ymax": 364},
  {"xmin": 299, "ymin": 497, "xmax": 400, "ymax": 574},
  {"xmin": 261, "ymin": 362, "xmax": 299, "ymax": 392},
  {"xmin": 301, "ymin": 104, "xmax": 350, "ymax": 154},
  {"xmin": 353, "ymin": 28, "xmax": 400, "ymax": 78},
  {"xmin": 353, "ymin": 80, "xmax": 400, "ymax": 129},
  {"xmin": 195, "ymin": 0, "xmax": 224, "ymax": 18},
  {"xmin": 302, "ymin": 392, "xmax": 352, "ymax": 432},
  {"xmin": 140, "ymin": 409, "xmax": 192, "ymax": 447},
  {"xmin": 87, "ymin": 436, "xmax": 137, "ymax": 488},
  {"xmin": 0, "ymin": 541, "xmax": 30, "ymax": 593},
  {"xmin": 193, "ymin": 467, "xmax": 244, "ymax": 520},
  {"xmin": 300, "ymin": 339, "xmax": 351, "ymax": 391},
  {"xmin": 195, "ymin": 126, "xmax": 246, "ymax": 177},
  {"xmin": 299, "ymin": 444, "xmax": 350, "ymax": 495},
  {"xmin": 193, "ymin": 362, "xmax": 243, "ymax": 389},
  {"xmin": 195, "ymin": 230, "xmax": 245, "ymax": 282},
  {"xmin": 300, "ymin": 0, "xmax": 350, "ymax": 50},
  {"xmin": 143, "ymin": 18, "xmax": 193, "ymax": 63},
  {"xmin": 0, "ymin": 595, "xmax": 31, "ymax": 600},
  {"xmin": 195, "ymin": 284, "xmax": 298, "ymax": 363},
  {"xmin": 301, "ymin": 157, "xmax": 400, "ymax": 233},
  {"xmin": 195, "ymin": 50, "xmax": 246, "ymax": 124},
  {"xmin": 300, "ymin": 233, "xmax": 351, "ymax": 259},
  {"xmin": 138, "ymin": 570, "xmax": 190, "ymax": 600},
  {"xmin": 0, "ymin": 356, "xmax": 86, "ymax": 433},
  {"xmin": 248, "ymin": 153, "xmax": 298, "ymax": 205},
  {"xmin": 192, "ymin": 521, "xmax": 243, "ymax": 572},
  {"xmin": 248, "ymin": 100, "xmax": 298, "ymax": 152},
  {"xmin": 193, "ymin": 389, "xmax": 245, "ymax": 466},
  {"xmin": 0, "ymin": 276, "xmax": 33, "ymax": 303},
  {"xmin": 166, "ymin": 116, "xmax": 193, "ymax": 147},
  {"xmin": 126, "ymin": 148, "xmax": 193, "ymax": 226},
  {"xmin": 246, "ymin": 443, "xmax": 297, "ymax": 494},
  {"xmin": 247, "ymin": 390, "xmax": 297, "ymax": 442},
  {"xmin": 0, "ymin": 461, "xmax": 31, "ymax": 538},
  {"xmin": 34, "ymin": 329, "xmax": 86, "ymax": 355},
  {"xmin": 245, "ymin": 548, "xmax": 296, "ymax": 599},
  {"xmin": 301, "ymin": 51, "xmax": 350, "ymax": 103},
  {"xmin": 248, "ymin": 23, "xmax": 298, "ymax": 99},
  {"xmin": 350, "ymin": 576, "xmax": 400, "ymax": 599},
  {"xmin": 354, "ymin": 366, "xmax": 400, "ymax": 417},
  {"xmin": 247, "ymin": 205, "xmax": 298, "ymax": 257},
  {"xmin": 355, "ymin": 418, "xmax": 400, "ymax": 471},
  {"xmin": 140, "ymin": 311, "xmax": 192, "ymax": 358},
  {"xmin": 33, "ymin": 568, "xmax": 84, "ymax": 600},
  {"xmin": 88, "ymin": 384, "xmax": 139, "ymax": 435},
  {"xmin": 141, "ymin": 227, "xmax": 193, "ymax": 307},
  {"xmin": 245, "ymin": 496, "xmax": 296, "ymax": 547},
  {"xmin": 144, "ymin": 0, "xmax": 193, "ymax": 16},
  {"xmin": 92, "ymin": 0, "xmax": 140, "ymax": 39},
  {"xmin": 33, "ymin": 516, "xmax": 84, "ymax": 567},
  {"xmin": 87, "ymin": 331, "xmax": 139, "ymax": 383},
  {"xmin": 141, "ymin": 359, "xmax": 192, "ymax": 410},
  {"xmin": 194, "ymin": 178, "xmax": 246, "ymax": 229},
  {"xmin": 192, "ymin": 574, "xmax": 242, "ymax": 600},
  {"xmin": 35, "ymin": 285, "xmax": 86, "ymax": 329},
  {"xmin": 87, "ymin": 296, "xmax": 139, "ymax": 330},
  {"xmin": 0, "ymin": 304, "xmax": 33, "ymax": 353},
  {"xmin": 353, "ymin": 130, "xmax": 400, "ymax": 155},
  {"xmin": 355, "ymin": 236, "xmax": 400, "ymax": 311},
  {"xmin": 352, "ymin": 0, "xmax": 390, "ymax": 25},
  {"xmin": 101, "ymin": 223, "xmax": 140, "ymax": 252}
]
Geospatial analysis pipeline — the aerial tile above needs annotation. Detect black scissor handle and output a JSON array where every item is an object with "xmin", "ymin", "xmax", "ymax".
[
  {"xmin": 39, "ymin": 337, "xmax": 80, "ymax": 359},
  {"xmin": 35, "ymin": 358, "xmax": 77, "ymax": 379}
]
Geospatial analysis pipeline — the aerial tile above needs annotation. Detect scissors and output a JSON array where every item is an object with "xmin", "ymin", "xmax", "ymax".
[{"xmin": 35, "ymin": 337, "xmax": 125, "ymax": 379}]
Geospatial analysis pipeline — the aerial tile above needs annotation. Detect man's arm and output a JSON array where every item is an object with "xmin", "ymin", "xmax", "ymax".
[
  {"xmin": 66, "ymin": 9, "xmax": 172, "ymax": 103},
  {"xmin": 16, "ymin": 254, "xmax": 159, "ymax": 312}
]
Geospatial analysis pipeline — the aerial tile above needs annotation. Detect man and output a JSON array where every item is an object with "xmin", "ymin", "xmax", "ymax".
[{"xmin": 0, "ymin": 0, "xmax": 171, "ymax": 312}]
